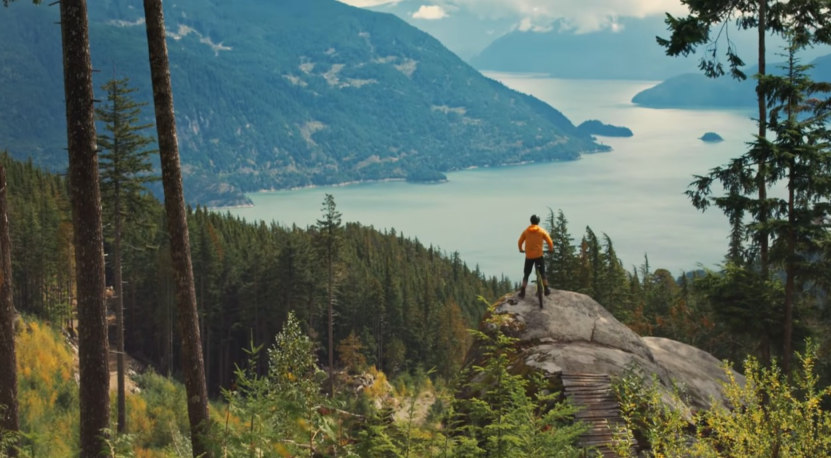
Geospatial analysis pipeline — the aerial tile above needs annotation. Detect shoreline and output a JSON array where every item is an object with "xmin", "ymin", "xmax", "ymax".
[
  {"xmin": 212, "ymin": 202, "xmax": 255, "ymax": 210},
  {"xmin": 209, "ymin": 146, "xmax": 613, "ymax": 210}
]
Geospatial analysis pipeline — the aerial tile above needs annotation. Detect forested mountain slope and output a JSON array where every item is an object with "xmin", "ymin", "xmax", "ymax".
[
  {"xmin": 632, "ymin": 52, "xmax": 831, "ymax": 108},
  {"xmin": 0, "ymin": 0, "xmax": 605, "ymax": 206},
  {"xmin": 3, "ymin": 152, "xmax": 510, "ymax": 394}
]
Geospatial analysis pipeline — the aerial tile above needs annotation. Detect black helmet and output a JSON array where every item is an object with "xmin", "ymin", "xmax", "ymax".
[{"xmin": 530, "ymin": 214, "xmax": 540, "ymax": 225}]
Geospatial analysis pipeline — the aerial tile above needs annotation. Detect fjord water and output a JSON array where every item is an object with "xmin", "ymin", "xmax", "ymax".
[{"xmin": 227, "ymin": 74, "xmax": 756, "ymax": 280}]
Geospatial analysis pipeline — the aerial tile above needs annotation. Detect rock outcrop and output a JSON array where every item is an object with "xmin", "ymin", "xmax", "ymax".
[{"xmin": 460, "ymin": 289, "xmax": 744, "ymax": 454}]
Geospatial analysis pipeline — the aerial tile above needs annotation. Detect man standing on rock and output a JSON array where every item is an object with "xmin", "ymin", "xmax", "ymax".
[{"xmin": 518, "ymin": 214, "xmax": 553, "ymax": 298}]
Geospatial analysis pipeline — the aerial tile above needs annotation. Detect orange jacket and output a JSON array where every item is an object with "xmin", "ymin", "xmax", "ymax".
[{"xmin": 518, "ymin": 225, "xmax": 554, "ymax": 259}]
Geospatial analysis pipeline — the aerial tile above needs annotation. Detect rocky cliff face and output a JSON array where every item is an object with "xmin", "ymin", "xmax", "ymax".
[{"xmin": 462, "ymin": 288, "xmax": 743, "ymax": 413}]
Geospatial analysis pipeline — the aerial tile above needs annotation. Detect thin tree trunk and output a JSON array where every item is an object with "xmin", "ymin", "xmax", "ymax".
[
  {"xmin": 783, "ymin": 164, "xmax": 796, "ymax": 373},
  {"xmin": 68, "ymin": 246, "xmax": 75, "ymax": 337},
  {"xmin": 328, "ymin": 258, "xmax": 334, "ymax": 397},
  {"xmin": 205, "ymin": 326, "xmax": 212, "ymax": 392},
  {"xmin": 130, "ymin": 273, "xmax": 136, "ymax": 353},
  {"xmin": 58, "ymin": 0, "xmax": 111, "ymax": 455},
  {"xmin": 114, "ymin": 186, "xmax": 126, "ymax": 433},
  {"xmin": 308, "ymin": 283, "xmax": 314, "ymax": 337},
  {"xmin": 0, "ymin": 166, "xmax": 20, "ymax": 457},
  {"xmin": 757, "ymin": 0, "xmax": 769, "ymax": 276},
  {"xmin": 142, "ymin": 0, "xmax": 211, "ymax": 454}
]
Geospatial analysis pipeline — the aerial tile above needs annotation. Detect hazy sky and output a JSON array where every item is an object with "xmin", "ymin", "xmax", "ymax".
[{"xmin": 338, "ymin": 0, "xmax": 689, "ymax": 33}]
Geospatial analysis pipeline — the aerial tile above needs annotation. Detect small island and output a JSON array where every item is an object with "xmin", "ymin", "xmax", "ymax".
[
  {"xmin": 576, "ymin": 120, "xmax": 634, "ymax": 138},
  {"xmin": 406, "ymin": 169, "xmax": 448, "ymax": 184},
  {"xmin": 700, "ymin": 132, "xmax": 724, "ymax": 143}
]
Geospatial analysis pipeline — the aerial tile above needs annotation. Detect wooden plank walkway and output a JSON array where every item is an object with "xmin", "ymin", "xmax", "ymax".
[{"xmin": 562, "ymin": 373, "xmax": 635, "ymax": 458}]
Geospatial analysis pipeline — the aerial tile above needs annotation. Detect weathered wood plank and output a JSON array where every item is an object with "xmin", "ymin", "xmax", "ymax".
[{"xmin": 563, "ymin": 372, "xmax": 635, "ymax": 454}]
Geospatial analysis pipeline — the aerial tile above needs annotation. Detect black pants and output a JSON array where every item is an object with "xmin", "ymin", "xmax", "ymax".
[{"xmin": 523, "ymin": 257, "xmax": 545, "ymax": 282}]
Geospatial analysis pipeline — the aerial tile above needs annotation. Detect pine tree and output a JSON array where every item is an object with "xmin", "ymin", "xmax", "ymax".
[
  {"xmin": 658, "ymin": 0, "xmax": 831, "ymax": 278},
  {"xmin": 316, "ymin": 193, "xmax": 342, "ymax": 396},
  {"xmin": 142, "ymin": 0, "xmax": 211, "ymax": 454},
  {"xmin": 758, "ymin": 41, "xmax": 831, "ymax": 371},
  {"xmin": 546, "ymin": 210, "xmax": 576, "ymax": 291},
  {"xmin": 96, "ymin": 76, "xmax": 158, "ymax": 434}
]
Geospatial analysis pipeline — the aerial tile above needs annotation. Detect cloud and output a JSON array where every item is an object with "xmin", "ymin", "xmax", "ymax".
[
  {"xmin": 339, "ymin": 0, "xmax": 400, "ymax": 7},
  {"xmin": 458, "ymin": 0, "xmax": 689, "ymax": 33},
  {"xmin": 340, "ymin": 0, "xmax": 688, "ymax": 33},
  {"xmin": 412, "ymin": 5, "xmax": 449, "ymax": 20},
  {"xmin": 517, "ymin": 17, "xmax": 552, "ymax": 33}
]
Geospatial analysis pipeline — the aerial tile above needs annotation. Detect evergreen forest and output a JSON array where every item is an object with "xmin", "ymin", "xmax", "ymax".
[{"xmin": 4, "ymin": 0, "xmax": 831, "ymax": 456}]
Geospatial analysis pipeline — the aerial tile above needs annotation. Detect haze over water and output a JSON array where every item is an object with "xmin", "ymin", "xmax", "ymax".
[{"xmin": 227, "ymin": 74, "xmax": 757, "ymax": 280}]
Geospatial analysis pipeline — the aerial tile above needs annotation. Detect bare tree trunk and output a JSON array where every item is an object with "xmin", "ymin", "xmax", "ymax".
[
  {"xmin": 130, "ymin": 273, "xmax": 136, "ymax": 352},
  {"xmin": 0, "ymin": 166, "xmax": 19, "ymax": 457},
  {"xmin": 757, "ymin": 0, "xmax": 769, "ymax": 276},
  {"xmin": 142, "ymin": 0, "xmax": 211, "ymax": 455},
  {"xmin": 783, "ymin": 163, "xmax": 796, "ymax": 373},
  {"xmin": 68, "ymin": 247, "xmax": 75, "ymax": 338},
  {"xmin": 58, "ymin": 0, "xmax": 111, "ymax": 455},
  {"xmin": 114, "ymin": 188, "xmax": 126, "ymax": 433},
  {"xmin": 328, "ymin": 260, "xmax": 334, "ymax": 397}
]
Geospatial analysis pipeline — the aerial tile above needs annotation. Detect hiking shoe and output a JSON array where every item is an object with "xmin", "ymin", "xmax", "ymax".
[
  {"xmin": 544, "ymin": 286, "xmax": 551, "ymax": 296},
  {"xmin": 518, "ymin": 287, "xmax": 525, "ymax": 299}
]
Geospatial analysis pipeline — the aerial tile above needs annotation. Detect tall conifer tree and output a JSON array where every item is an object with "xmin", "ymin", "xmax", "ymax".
[
  {"xmin": 96, "ymin": 76, "xmax": 158, "ymax": 434},
  {"xmin": 758, "ymin": 41, "xmax": 831, "ymax": 371},
  {"xmin": 316, "ymin": 193, "xmax": 342, "ymax": 396}
]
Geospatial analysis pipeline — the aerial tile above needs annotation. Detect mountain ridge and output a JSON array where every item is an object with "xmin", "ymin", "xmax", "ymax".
[
  {"xmin": 470, "ymin": 16, "xmax": 701, "ymax": 80},
  {"xmin": 0, "ymin": 0, "xmax": 606, "ymax": 207},
  {"xmin": 632, "ymin": 53, "xmax": 831, "ymax": 108}
]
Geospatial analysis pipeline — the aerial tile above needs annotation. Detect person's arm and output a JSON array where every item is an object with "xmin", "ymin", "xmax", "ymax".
[{"xmin": 518, "ymin": 231, "xmax": 526, "ymax": 252}]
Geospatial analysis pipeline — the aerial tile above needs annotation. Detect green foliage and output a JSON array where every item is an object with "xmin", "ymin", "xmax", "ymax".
[
  {"xmin": 685, "ymin": 40, "xmax": 831, "ymax": 369},
  {"xmin": 11, "ymin": 316, "xmax": 196, "ymax": 457},
  {"xmin": 576, "ymin": 120, "xmax": 633, "ymax": 138},
  {"xmin": 695, "ymin": 263, "xmax": 784, "ymax": 358},
  {"xmin": 130, "ymin": 371, "xmax": 191, "ymax": 451},
  {"xmin": 545, "ymin": 210, "xmax": 577, "ymax": 292},
  {"xmin": 0, "ymin": 405, "xmax": 19, "ymax": 458},
  {"xmin": 610, "ymin": 367, "xmax": 692, "ymax": 457},
  {"xmin": 611, "ymin": 341, "xmax": 831, "ymax": 457},
  {"xmin": 96, "ymin": 76, "xmax": 158, "ymax": 224},
  {"xmin": 405, "ymin": 170, "xmax": 447, "ymax": 183},
  {"xmin": 448, "ymin": 300, "xmax": 586, "ymax": 458},
  {"xmin": 355, "ymin": 405, "xmax": 403, "ymax": 458},
  {"xmin": 215, "ymin": 312, "xmax": 350, "ymax": 457},
  {"xmin": 0, "ymin": 152, "xmax": 509, "ymax": 399},
  {"xmin": 0, "ymin": 152, "xmax": 72, "ymax": 325}
]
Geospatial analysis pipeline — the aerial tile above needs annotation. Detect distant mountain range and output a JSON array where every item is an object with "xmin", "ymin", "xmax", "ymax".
[
  {"xmin": 468, "ymin": 15, "xmax": 831, "ymax": 80},
  {"xmin": 368, "ymin": 0, "xmax": 514, "ymax": 60},
  {"xmin": 0, "ymin": 0, "xmax": 606, "ymax": 206},
  {"xmin": 470, "ymin": 16, "xmax": 701, "ymax": 80},
  {"xmin": 632, "ymin": 53, "xmax": 831, "ymax": 109}
]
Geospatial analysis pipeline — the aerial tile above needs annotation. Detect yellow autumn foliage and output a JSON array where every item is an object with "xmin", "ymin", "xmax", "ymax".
[
  {"xmin": 16, "ymin": 320, "xmax": 79, "ymax": 457},
  {"xmin": 363, "ymin": 366, "xmax": 392, "ymax": 400},
  {"xmin": 12, "ymin": 318, "xmax": 193, "ymax": 457},
  {"xmin": 612, "ymin": 341, "xmax": 831, "ymax": 458}
]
